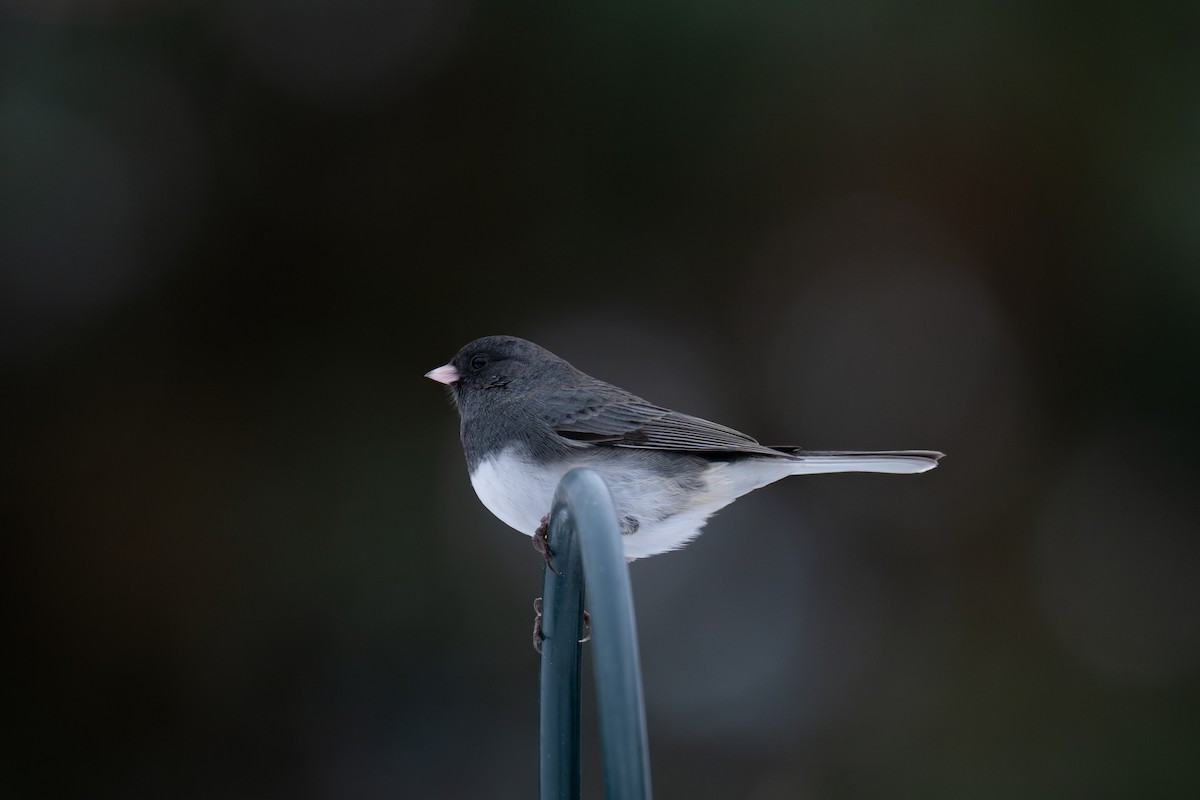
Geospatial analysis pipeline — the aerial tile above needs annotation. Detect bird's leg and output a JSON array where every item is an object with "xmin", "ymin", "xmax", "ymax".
[
  {"xmin": 531, "ymin": 513, "xmax": 558, "ymax": 574},
  {"xmin": 532, "ymin": 597, "xmax": 544, "ymax": 654},
  {"xmin": 532, "ymin": 513, "xmax": 557, "ymax": 654},
  {"xmin": 580, "ymin": 610, "xmax": 591, "ymax": 644}
]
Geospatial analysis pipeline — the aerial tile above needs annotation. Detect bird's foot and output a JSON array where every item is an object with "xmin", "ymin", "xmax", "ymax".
[
  {"xmin": 533, "ymin": 597, "xmax": 544, "ymax": 654},
  {"xmin": 532, "ymin": 514, "xmax": 558, "ymax": 574},
  {"xmin": 533, "ymin": 599, "xmax": 590, "ymax": 653}
]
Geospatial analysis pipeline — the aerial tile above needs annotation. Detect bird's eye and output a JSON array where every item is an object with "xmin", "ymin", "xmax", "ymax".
[{"xmin": 469, "ymin": 355, "xmax": 488, "ymax": 371}]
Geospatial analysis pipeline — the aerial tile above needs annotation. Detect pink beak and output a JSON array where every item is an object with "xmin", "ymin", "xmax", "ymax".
[{"xmin": 424, "ymin": 363, "xmax": 460, "ymax": 384}]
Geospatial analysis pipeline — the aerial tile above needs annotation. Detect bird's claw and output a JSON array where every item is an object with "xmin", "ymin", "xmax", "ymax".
[
  {"xmin": 532, "ymin": 514, "xmax": 558, "ymax": 574},
  {"xmin": 533, "ymin": 597, "xmax": 544, "ymax": 654},
  {"xmin": 533, "ymin": 600, "xmax": 590, "ymax": 652}
]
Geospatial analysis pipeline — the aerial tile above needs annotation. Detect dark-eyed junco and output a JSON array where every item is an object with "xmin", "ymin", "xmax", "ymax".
[{"xmin": 427, "ymin": 335, "xmax": 942, "ymax": 560}]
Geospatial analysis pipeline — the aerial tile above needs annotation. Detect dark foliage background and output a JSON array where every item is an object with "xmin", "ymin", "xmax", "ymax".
[{"xmin": 4, "ymin": 2, "xmax": 1199, "ymax": 798}]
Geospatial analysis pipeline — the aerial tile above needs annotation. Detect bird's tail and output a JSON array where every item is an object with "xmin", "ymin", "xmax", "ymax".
[{"xmin": 782, "ymin": 449, "xmax": 943, "ymax": 475}]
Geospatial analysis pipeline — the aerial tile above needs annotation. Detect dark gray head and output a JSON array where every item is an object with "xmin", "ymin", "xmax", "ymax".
[
  {"xmin": 425, "ymin": 335, "xmax": 587, "ymax": 465},
  {"xmin": 425, "ymin": 335, "xmax": 578, "ymax": 419}
]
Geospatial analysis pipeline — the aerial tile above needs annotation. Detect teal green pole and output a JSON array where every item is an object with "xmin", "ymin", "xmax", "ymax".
[
  {"xmin": 539, "ymin": 468, "xmax": 652, "ymax": 800},
  {"xmin": 538, "ymin": 487, "xmax": 585, "ymax": 799}
]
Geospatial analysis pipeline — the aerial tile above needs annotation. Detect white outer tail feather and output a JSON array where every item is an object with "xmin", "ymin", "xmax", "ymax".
[{"xmin": 786, "ymin": 450, "xmax": 942, "ymax": 476}]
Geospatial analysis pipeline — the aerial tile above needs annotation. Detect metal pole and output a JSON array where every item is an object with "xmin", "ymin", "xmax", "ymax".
[
  {"xmin": 538, "ymin": 468, "xmax": 652, "ymax": 800},
  {"xmin": 538, "ymin": 486, "xmax": 585, "ymax": 799}
]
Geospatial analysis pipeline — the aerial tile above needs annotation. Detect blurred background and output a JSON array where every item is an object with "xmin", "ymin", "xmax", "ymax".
[{"xmin": 4, "ymin": 1, "xmax": 1199, "ymax": 798}]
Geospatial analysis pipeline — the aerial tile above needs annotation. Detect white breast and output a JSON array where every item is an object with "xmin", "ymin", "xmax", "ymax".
[{"xmin": 469, "ymin": 450, "xmax": 566, "ymax": 535}]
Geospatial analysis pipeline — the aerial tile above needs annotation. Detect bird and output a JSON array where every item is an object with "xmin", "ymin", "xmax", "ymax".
[{"xmin": 426, "ymin": 335, "xmax": 942, "ymax": 561}]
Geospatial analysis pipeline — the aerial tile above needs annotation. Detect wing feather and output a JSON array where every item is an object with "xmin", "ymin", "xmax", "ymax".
[{"xmin": 540, "ymin": 383, "xmax": 788, "ymax": 457}]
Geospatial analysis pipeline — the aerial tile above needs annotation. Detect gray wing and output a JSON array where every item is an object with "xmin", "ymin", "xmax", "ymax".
[{"xmin": 541, "ymin": 384, "xmax": 790, "ymax": 458}]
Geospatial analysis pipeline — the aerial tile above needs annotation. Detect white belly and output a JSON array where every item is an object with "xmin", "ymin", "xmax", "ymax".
[
  {"xmin": 467, "ymin": 448, "xmax": 795, "ymax": 560},
  {"xmin": 469, "ymin": 450, "xmax": 566, "ymax": 535}
]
